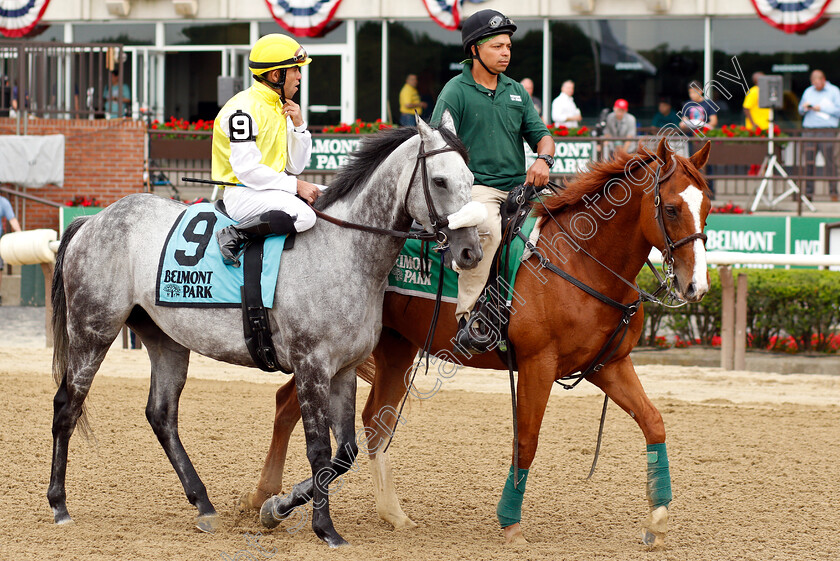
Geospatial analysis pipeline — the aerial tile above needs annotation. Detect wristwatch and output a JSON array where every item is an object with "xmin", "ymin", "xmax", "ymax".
[{"xmin": 537, "ymin": 154, "xmax": 555, "ymax": 168}]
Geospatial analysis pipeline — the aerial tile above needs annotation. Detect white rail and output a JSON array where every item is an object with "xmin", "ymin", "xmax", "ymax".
[{"xmin": 648, "ymin": 250, "xmax": 840, "ymax": 267}]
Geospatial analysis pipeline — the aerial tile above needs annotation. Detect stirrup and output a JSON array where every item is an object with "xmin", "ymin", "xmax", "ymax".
[{"xmin": 453, "ymin": 316, "xmax": 494, "ymax": 355}]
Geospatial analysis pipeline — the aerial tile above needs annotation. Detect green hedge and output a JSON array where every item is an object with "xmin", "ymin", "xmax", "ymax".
[{"xmin": 636, "ymin": 268, "xmax": 840, "ymax": 353}]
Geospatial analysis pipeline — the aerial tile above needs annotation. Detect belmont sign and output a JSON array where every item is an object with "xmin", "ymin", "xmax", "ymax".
[{"xmin": 705, "ymin": 215, "xmax": 840, "ymax": 268}]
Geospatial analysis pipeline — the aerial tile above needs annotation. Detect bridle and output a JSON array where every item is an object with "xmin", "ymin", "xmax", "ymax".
[
  {"xmin": 310, "ymin": 134, "xmax": 458, "ymax": 250},
  {"xmin": 650, "ymin": 155, "xmax": 708, "ymax": 295}
]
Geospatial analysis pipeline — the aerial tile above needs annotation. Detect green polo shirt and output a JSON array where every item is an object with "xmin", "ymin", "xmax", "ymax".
[{"xmin": 431, "ymin": 63, "xmax": 550, "ymax": 191}]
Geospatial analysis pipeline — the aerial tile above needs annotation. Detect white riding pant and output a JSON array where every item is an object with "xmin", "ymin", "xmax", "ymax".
[{"xmin": 222, "ymin": 185, "xmax": 320, "ymax": 232}]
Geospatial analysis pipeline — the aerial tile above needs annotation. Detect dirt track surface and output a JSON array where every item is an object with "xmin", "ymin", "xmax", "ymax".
[{"xmin": 1, "ymin": 346, "xmax": 839, "ymax": 561}]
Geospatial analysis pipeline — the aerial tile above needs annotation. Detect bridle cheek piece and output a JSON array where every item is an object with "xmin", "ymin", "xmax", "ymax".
[{"xmin": 652, "ymin": 155, "xmax": 708, "ymax": 278}]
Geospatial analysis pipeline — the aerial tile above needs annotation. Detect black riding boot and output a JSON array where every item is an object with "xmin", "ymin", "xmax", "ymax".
[{"xmin": 217, "ymin": 210, "xmax": 296, "ymax": 266}]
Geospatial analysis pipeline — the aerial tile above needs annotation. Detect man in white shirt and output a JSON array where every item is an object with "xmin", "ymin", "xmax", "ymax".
[{"xmin": 551, "ymin": 80, "xmax": 582, "ymax": 128}]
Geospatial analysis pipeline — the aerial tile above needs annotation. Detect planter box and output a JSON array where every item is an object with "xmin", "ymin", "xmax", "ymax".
[
  {"xmin": 704, "ymin": 140, "xmax": 771, "ymax": 166},
  {"xmin": 149, "ymin": 139, "xmax": 211, "ymax": 160}
]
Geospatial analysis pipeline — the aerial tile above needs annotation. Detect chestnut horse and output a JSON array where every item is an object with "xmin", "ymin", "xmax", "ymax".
[{"xmin": 243, "ymin": 138, "xmax": 712, "ymax": 546}]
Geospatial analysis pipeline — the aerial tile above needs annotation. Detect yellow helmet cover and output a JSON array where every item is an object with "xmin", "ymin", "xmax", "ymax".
[{"xmin": 248, "ymin": 34, "xmax": 312, "ymax": 75}]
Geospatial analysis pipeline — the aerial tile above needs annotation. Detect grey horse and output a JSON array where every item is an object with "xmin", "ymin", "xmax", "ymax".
[{"xmin": 47, "ymin": 112, "xmax": 482, "ymax": 547}]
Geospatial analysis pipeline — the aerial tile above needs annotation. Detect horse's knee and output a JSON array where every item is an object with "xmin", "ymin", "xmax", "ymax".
[{"xmin": 145, "ymin": 403, "xmax": 172, "ymax": 435}]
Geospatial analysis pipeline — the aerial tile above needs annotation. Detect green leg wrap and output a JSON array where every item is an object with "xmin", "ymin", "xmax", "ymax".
[
  {"xmin": 646, "ymin": 442, "xmax": 672, "ymax": 509},
  {"xmin": 496, "ymin": 465, "xmax": 529, "ymax": 528}
]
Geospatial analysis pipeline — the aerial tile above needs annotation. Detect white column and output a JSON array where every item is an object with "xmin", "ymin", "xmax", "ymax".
[
  {"xmin": 703, "ymin": 16, "xmax": 712, "ymax": 88},
  {"xmin": 342, "ymin": 19, "xmax": 356, "ymax": 124},
  {"xmin": 542, "ymin": 17, "xmax": 550, "ymax": 124},
  {"xmin": 381, "ymin": 20, "xmax": 389, "ymax": 123},
  {"xmin": 130, "ymin": 49, "xmax": 138, "ymax": 119}
]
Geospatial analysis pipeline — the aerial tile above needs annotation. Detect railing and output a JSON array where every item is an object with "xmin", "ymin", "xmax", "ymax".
[
  {"xmin": 144, "ymin": 130, "xmax": 840, "ymax": 206},
  {"xmin": 0, "ymin": 40, "xmax": 125, "ymax": 123}
]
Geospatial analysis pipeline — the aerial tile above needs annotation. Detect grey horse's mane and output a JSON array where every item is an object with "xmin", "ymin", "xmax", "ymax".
[{"xmin": 314, "ymin": 125, "xmax": 469, "ymax": 210}]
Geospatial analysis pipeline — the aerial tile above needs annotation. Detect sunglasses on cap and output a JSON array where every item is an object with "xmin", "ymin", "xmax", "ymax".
[{"xmin": 488, "ymin": 15, "xmax": 515, "ymax": 28}]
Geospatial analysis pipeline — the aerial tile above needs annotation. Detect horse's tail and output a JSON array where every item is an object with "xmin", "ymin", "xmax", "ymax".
[{"xmin": 51, "ymin": 216, "xmax": 93, "ymax": 438}]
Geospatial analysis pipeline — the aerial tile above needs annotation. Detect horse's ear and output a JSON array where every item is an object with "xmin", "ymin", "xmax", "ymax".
[
  {"xmin": 440, "ymin": 109, "xmax": 456, "ymax": 134},
  {"xmin": 690, "ymin": 140, "xmax": 712, "ymax": 170},
  {"xmin": 416, "ymin": 113, "xmax": 434, "ymax": 142},
  {"xmin": 655, "ymin": 136, "xmax": 672, "ymax": 166}
]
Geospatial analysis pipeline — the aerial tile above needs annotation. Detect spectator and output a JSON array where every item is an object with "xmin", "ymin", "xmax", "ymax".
[
  {"xmin": 398, "ymin": 74, "xmax": 427, "ymax": 126},
  {"xmin": 652, "ymin": 98, "xmax": 681, "ymax": 129},
  {"xmin": 0, "ymin": 195, "xmax": 22, "ymax": 305},
  {"xmin": 798, "ymin": 69, "xmax": 840, "ymax": 199},
  {"xmin": 551, "ymin": 80, "xmax": 582, "ymax": 128},
  {"xmin": 520, "ymin": 78, "xmax": 545, "ymax": 122},
  {"xmin": 679, "ymin": 83, "xmax": 718, "ymax": 132},
  {"xmin": 743, "ymin": 71, "xmax": 770, "ymax": 131},
  {"xmin": 604, "ymin": 98, "xmax": 636, "ymax": 155},
  {"xmin": 104, "ymin": 70, "xmax": 130, "ymax": 119}
]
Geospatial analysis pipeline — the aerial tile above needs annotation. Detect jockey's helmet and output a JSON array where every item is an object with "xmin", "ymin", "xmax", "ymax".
[
  {"xmin": 461, "ymin": 9, "xmax": 517, "ymax": 56},
  {"xmin": 248, "ymin": 34, "xmax": 312, "ymax": 76}
]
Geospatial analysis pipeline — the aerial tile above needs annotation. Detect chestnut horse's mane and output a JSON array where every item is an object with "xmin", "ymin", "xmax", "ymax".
[{"xmin": 534, "ymin": 142, "xmax": 709, "ymax": 218}]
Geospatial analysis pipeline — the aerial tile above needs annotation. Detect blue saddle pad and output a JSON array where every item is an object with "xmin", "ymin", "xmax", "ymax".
[{"xmin": 156, "ymin": 203, "xmax": 285, "ymax": 308}]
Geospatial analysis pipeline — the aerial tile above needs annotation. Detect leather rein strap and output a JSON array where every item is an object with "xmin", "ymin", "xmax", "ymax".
[{"xmin": 310, "ymin": 139, "xmax": 456, "ymax": 245}]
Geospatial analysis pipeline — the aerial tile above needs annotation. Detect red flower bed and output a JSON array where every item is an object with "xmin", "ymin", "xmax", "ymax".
[
  {"xmin": 323, "ymin": 119, "xmax": 394, "ymax": 134},
  {"xmin": 546, "ymin": 124, "xmax": 589, "ymax": 137}
]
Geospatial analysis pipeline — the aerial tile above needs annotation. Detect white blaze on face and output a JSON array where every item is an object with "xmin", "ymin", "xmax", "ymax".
[{"xmin": 678, "ymin": 184, "xmax": 708, "ymax": 294}]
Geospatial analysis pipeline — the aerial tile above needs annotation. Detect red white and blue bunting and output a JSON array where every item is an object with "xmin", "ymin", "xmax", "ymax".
[
  {"xmin": 264, "ymin": 0, "xmax": 343, "ymax": 38},
  {"xmin": 423, "ymin": 0, "xmax": 461, "ymax": 31},
  {"xmin": 751, "ymin": 0, "xmax": 834, "ymax": 34},
  {"xmin": 0, "ymin": 0, "xmax": 51, "ymax": 38},
  {"xmin": 423, "ymin": 0, "xmax": 487, "ymax": 31}
]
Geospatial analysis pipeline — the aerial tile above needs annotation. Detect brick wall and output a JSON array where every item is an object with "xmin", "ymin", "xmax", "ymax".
[{"xmin": 0, "ymin": 118, "xmax": 146, "ymax": 231}]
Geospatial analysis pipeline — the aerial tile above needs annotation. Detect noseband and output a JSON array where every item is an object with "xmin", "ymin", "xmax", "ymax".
[{"xmin": 652, "ymin": 155, "xmax": 708, "ymax": 272}]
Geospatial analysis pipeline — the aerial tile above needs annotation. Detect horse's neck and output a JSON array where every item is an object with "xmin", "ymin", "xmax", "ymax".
[
  {"xmin": 547, "ymin": 183, "xmax": 651, "ymax": 291},
  {"xmin": 321, "ymin": 139, "xmax": 416, "ymax": 279}
]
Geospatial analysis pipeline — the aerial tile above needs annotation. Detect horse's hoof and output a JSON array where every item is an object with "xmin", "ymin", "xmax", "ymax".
[
  {"xmin": 260, "ymin": 496, "xmax": 293, "ymax": 529},
  {"xmin": 54, "ymin": 516, "xmax": 74, "ymax": 526},
  {"xmin": 238, "ymin": 491, "xmax": 263, "ymax": 512},
  {"xmin": 503, "ymin": 524, "xmax": 528, "ymax": 545},
  {"xmin": 387, "ymin": 515, "xmax": 418, "ymax": 530},
  {"xmin": 641, "ymin": 505, "xmax": 668, "ymax": 548},
  {"xmin": 195, "ymin": 513, "xmax": 220, "ymax": 534},
  {"xmin": 322, "ymin": 533, "xmax": 350, "ymax": 548},
  {"xmin": 52, "ymin": 506, "xmax": 73, "ymax": 525}
]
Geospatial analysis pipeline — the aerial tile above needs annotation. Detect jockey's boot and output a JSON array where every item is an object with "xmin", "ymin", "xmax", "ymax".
[
  {"xmin": 217, "ymin": 210, "xmax": 296, "ymax": 267},
  {"xmin": 453, "ymin": 315, "xmax": 494, "ymax": 356}
]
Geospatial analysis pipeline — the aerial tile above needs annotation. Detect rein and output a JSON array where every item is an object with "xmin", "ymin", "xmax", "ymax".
[{"xmin": 310, "ymin": 138, "xmax": 456, "ymax": 247}]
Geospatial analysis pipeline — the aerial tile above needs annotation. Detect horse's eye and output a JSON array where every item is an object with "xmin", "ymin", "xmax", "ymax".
[
  {"xmin": 433, "ymin": 177, "xmax": 447, "ymax": 189},
  {"xmin": 664, "ymin": 205, "xmax": 678, "ymax": 219}
]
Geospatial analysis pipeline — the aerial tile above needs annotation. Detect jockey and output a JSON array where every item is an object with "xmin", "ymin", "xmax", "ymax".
[
  {"xmin": 212, "ymin": 33, "xmax": 323, "ymax": 266},
  {"xmin": 431, "ymin": 9, "xmax": 554, "ymax": 354}
]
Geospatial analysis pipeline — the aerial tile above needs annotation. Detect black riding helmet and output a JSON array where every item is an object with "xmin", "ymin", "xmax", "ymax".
[{"xmin": 461, "ymin": 9, "xmax": 517, "ymax": 57}]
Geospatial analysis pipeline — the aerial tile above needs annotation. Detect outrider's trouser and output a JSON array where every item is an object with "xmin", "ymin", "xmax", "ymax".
[{"xmin": 455, "ymin": 184, "xmax": 508, "ymax": 322}]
